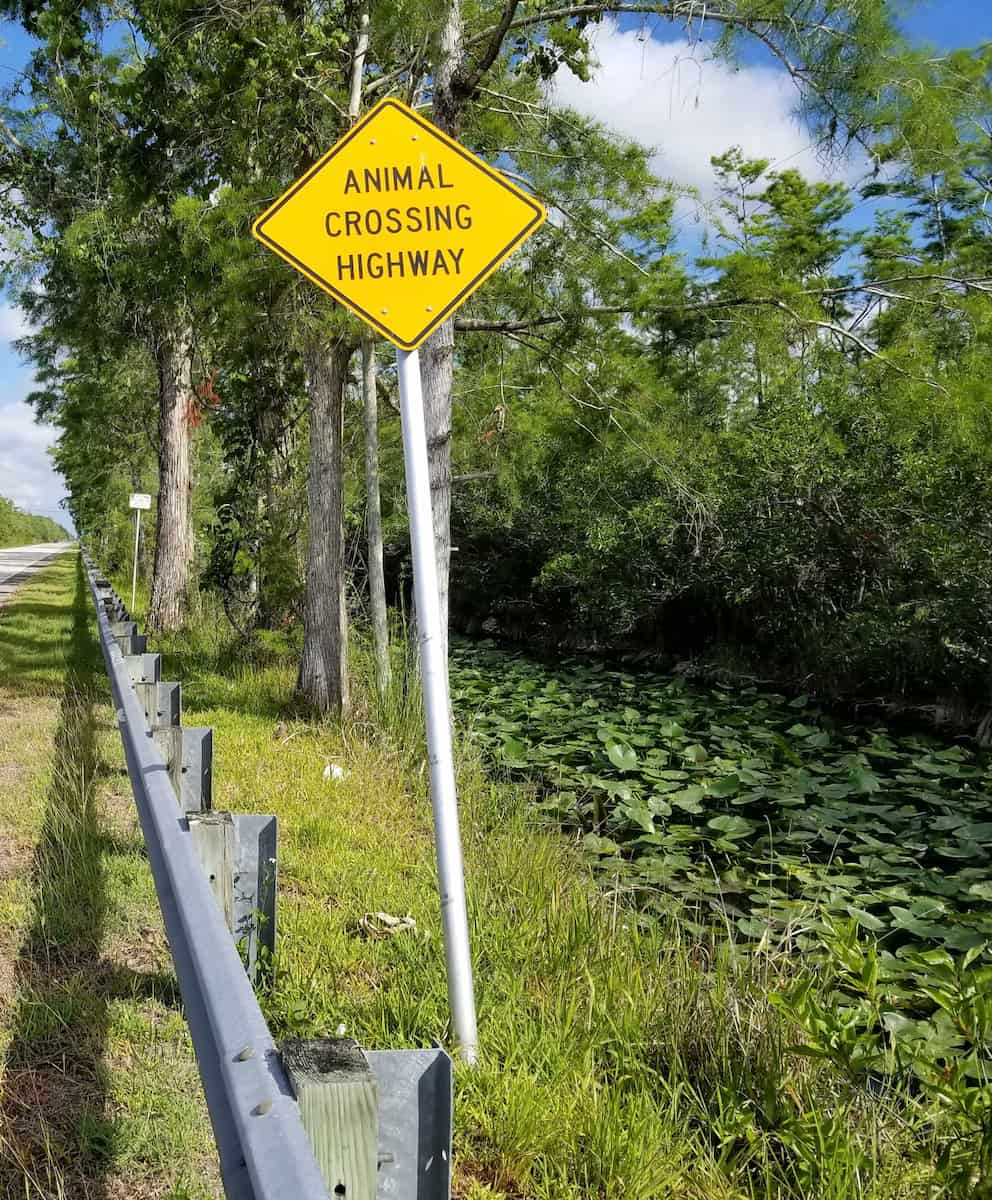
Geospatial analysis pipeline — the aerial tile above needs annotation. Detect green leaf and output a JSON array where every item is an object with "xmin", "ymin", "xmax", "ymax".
[
  {"xmin": 606, "ymin": 738, "xmax": 639, "ymax": 772},
  {"xmin": 849, "ymin": 766, "xmax": 882, "ymax": 794},
  {"xmin": 850, "ymin": 907, "xmax": 886, "ymax": 932},
  {"xmin": 582, "ymin": 834, "xmax": 619, "ymax": 856},
  {"xmin": 500, "ymin": 737, "xmax": 529, "ymax": 766},
  {"xmin": 669, "ymin": 787, "xmax": 706, "ymax": 813},
  {"xmin": 707, "ymin": 815, "xmax": 757, "ymax": 839}
]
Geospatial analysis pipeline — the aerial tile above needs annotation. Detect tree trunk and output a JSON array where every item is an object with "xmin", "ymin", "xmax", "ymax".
[
  {"xmin": 417, "ymin": 319, "xmax": 455, "ymax": 663},
  {"xmin": 347, "ymin": 0, "xmax": 370, "ymax": 122},
  {"xmin": 297, "ymin": 336, "xmax": 352, "ymax": 717},
  {"xmin": 147, "ymin": 325, "xmax": 194, "ymax": 634},
  {"xmin": 362, "ymin": 331, "xmax": 391, "ymax": 699},
  {"xmin": 412, "ymin": 0, "xmax": 463, "ymax": 652}
]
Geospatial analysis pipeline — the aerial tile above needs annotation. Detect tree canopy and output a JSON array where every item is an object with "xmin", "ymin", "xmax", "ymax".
[
  {"xmin": 0, "ymin": 0, "xmax": 989, "ymax": 705},
  {"xmin": 0, "ymin": 496, "xmax": 69, "ymax": 547}
]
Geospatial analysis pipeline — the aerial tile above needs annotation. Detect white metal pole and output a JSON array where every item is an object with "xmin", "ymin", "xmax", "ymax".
[
  {"xmin": 396, "ymin": 346, "xmax": 478, "ymax": 1063},
  {"xmin": 131, "ymin": 508, "xmax": 141, "ymax": 615}
]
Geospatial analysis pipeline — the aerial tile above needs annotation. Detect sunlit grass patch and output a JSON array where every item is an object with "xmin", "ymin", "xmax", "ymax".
[
  {"xmin": 148, "ymin": 604, "xmax": 945, "ymax": 1200},
  {"xmin": 0, "ymin": 554, "xmax": 220, "ymax": 1199}
]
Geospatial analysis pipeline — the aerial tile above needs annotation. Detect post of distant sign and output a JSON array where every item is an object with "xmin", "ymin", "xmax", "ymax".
[
  {"xmin": 252, "ymin": 99, "xmax": 546, "ymax": 1064},
  {"xmin": 128, "ymin": 494, "xmax": 151, "ymax": 612}
]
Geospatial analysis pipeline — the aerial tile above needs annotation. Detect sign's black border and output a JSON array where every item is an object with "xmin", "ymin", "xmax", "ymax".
[{"xmin": 252, "ymin": 98, "xmax": 546, "ymax": 351}]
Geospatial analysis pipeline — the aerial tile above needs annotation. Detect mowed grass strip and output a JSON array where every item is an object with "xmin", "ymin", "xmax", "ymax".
[
  {"xmin": 146, "ymin": 610, "xmax": 934, "ymax": 1200},
  {"xmin": 0, "ymin": 553, "xmax": 219, "ymax": 1200}
]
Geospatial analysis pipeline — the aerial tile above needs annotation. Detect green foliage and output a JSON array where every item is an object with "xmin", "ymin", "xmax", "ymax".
[
  {"xmin": 130, "ymin": 597, "xmax": 960, "ymax": 1199},
  {"xmin": 773, "ymin": 923, "xmax": 992, "ymax": 1197},
  {"xmin": 449, "ymin": 132, "xmax": 992, "ymax": 699},
  {"xmin": 0, "ymin": 494, "xmax": 69, "ymax": 547},
  {"xmin": 451, "ymin": 641, "xmax": 992, "ymax": 1076}
]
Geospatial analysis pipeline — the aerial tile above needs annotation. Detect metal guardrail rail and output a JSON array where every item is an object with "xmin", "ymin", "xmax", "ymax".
[{"xmin": 83, "ymin": 553, "xmax": 333, "ymax": 1200}]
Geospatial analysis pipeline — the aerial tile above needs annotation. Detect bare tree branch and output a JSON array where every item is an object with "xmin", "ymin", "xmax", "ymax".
[
  {"xmin": 452, "ymin": 0, "xmax": 521, "ymax": 101},
  {"xmin": 455, "ymin": 305, "xmax": 632, "ymax": 332},
  {"xmin": 465, "ymin": 4, "xmax": 774, "ymax": 52}
]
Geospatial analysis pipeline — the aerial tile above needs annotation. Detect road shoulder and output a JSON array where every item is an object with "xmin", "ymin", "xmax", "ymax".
[{"xmin": 0, "ymin": 552, "xmax": 220, "ymax": 1199}]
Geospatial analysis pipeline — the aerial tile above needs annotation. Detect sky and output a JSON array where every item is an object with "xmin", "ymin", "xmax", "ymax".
[{"xmin": 0, "ymin": 1, "xmax": 989, "ymax": 537}]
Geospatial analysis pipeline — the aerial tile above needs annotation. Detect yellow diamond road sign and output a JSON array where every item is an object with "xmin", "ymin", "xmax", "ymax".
[{"xmin": 253, "ymin": 99, "xmax": 546, "ymax": 350}]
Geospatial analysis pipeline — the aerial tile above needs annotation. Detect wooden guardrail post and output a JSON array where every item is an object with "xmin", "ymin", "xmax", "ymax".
[
  {"xmin": 188, "ymin": 811, "xmax": 277, "ymax": 984},
  {"xmin": 282, "ymin": 1039, "xmax": 379, "ymax": 1200},
  {"xmin": 152, "ymin": 726, "xmax": 213, "ymax": 812}
]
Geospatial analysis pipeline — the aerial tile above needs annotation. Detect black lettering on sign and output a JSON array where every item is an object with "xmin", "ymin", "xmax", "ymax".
[
  {"xmin": 334, "ymin": 248, "xmax": 466, "ymax": 282},
  {"xmin": 429, "ymin": 247, "xmax": 465, "ymax": 275},
  {"xmin": 343, "ymin": 163, "xmax": 455, "ymax": 195},
  {"xmin": 326, "ymin": 203, "xmax": 474, "ymax": 238}
]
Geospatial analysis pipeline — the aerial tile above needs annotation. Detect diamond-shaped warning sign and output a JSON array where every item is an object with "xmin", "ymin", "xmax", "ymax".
[{"xmin": 252, "ymin": 99, "xmax": 546, "ymax": 350}]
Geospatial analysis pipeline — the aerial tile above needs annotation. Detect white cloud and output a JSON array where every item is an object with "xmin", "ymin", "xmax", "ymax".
[
  {"xmin": 550, "ymin": 24, "xmax": 862, "ymax": 199},
  {"xmin": 0, "ymin": 366, "xmax": 73, "ymax": 533},
  {"xmin": 0, "ymin": 303, "xmax": 31, "ymax": 344}
]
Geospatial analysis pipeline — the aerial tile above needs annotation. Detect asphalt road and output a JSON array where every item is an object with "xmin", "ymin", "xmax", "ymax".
[{"xmin": 0, "ymin": 543, "xmax": 74, "ymax": 603}]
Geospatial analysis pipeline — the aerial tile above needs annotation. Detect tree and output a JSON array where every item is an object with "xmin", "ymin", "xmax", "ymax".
[
  {"xmin": 362, "ymin": 331, "xmax": 391, "ymax": 700},
  {"xmin": 410, "ymin": 0, "xmax": 920, "ymax": 645},
  {"xmin": 0, "ymin": 6, "xmax": 214, "ymax": 632}
]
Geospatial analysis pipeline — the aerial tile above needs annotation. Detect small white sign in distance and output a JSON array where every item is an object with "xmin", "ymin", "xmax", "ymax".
[{"xmin": 129, "ymin": 493, "xmax": 152, "ymax": 510}]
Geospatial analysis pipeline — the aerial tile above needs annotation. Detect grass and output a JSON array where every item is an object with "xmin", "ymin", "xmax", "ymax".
[
  {"xmin": 135, "ymin": 600, "xmax": 954, "ymax": 1200},
  {"xmin": 0, "ymin": 553, "xmax": 219, "ymax": 1199},
  {"xmin": 9, "ymin": 563, "xmax": 969, "ymax": 1197}
]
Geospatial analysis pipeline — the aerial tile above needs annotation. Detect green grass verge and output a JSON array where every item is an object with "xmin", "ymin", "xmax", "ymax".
[
  {"xmin": 137, "ymin": 601, "xmax": 948, "ymax": 1200},
  {"xmin": 0, "ymin": 553, "xmax": 219, "ymax": 1200}
]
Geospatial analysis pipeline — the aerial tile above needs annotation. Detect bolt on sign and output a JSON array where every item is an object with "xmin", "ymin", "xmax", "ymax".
[{"xmin": 252, "ymin": 98, "xmax": 546, "ymax": 349}]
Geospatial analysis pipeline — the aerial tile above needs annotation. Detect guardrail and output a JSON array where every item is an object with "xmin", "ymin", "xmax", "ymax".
[{"xmin": 82, "ymin": 553, "xmax": 452, "ymax": 1200}]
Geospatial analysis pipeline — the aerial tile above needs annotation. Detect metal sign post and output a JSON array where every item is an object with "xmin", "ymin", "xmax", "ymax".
[
  {"xmin": 252, "ymin": 98, "xmax": 546, "ymax": 1062},
  {"xmin": 129, "ymin": 493, "xmax": 151, "ymax": 614},
  {"xmin": 396, "ymin": 348, "xmax": 478, "ymax": 1062},
  {"xmin": 131, "ymin": 508, "xmax": 141, "ymax": 614}
]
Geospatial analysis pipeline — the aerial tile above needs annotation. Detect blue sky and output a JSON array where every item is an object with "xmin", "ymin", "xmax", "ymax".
[
  {"xmin": 901, "ymin": 1, "xmax": 992, "ymax": 47},
  {"xmin": 0, "ymin": 1, "xmax": 988, "ymax": 537}
]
